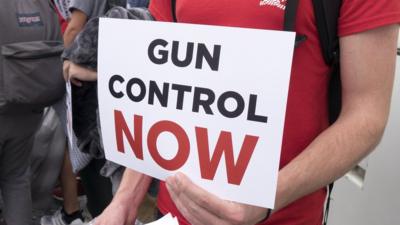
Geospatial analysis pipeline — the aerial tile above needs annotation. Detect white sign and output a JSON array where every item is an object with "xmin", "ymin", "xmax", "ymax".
[
  {"xmin": 66, "ymin": 80, "xmax": 74, "ymax": 151},
  {"xmin": 145, "ymin": 214, "xmax": 179, "ymax": 225},
  {"xmin": 98, "ymin": 18, "xmax": 295, "ymax": 208}
]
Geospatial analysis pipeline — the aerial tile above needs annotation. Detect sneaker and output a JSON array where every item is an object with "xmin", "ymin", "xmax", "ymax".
[{"xmin": 40, "ymin": 208, "xmax": 84, "ymax": 225}]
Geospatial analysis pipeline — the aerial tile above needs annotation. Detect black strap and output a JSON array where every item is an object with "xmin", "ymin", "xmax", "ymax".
[
  {"xmin": 323, "ymin": 183, "xmax": 335, "ymax": 225},
  {"xmin": 313, "ymin": 1, "xmax": 342, "ymax": 225},
  {"xmin": 283, "ymin": 0, "xmax": 308, "ymax": 47},
  {"xmin": 312, "ymin": 0, "xmax": 342, "ymax": 65},
  {"xmin": 171, "ymin": 0, "xmax": 177, "ymax": 22},
  {"xmin": 283, "ymin": 0, "xmax": 300, "ymax": 32},
  {"xmin": 313, "ymin": 0, "xmax": 342, "ymax": 124}
]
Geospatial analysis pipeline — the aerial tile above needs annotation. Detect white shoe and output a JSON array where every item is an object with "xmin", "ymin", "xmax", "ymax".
[{"xmin": 40, "ymin": 208, "xmax": 84, "ymax": 225}]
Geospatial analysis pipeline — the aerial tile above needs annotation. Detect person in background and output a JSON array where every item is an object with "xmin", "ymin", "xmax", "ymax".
[
  {"xmin": 40, "ymin": 1, "xmax": 91, "ymax": 225},
  {"xmin": 62, "ymin": 0, "xmax": 115, "ymax": 219},
  {"xmin": 0, "ymin": 0, "xmax": 62, "ymax": 224},
  {"xmin": 42, "ymin": 1, "xmax": 145, "ymax": 224}
]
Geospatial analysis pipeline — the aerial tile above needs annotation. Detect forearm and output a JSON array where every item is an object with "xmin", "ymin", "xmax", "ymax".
[
  {"xmin": 274, "ymin": 24, "xmax": 398, "ymax": 211},
  {"xmin": 63, "ymin": 27, "xmax": 81, "ymax": 47},
  {"xmin": 112, "ymin": 168, "xmax": 153, "ymax": 215},
  {"xmin": 275, "ymin": 110, "xmax": 387, "ymax": 210},
  {"xmin": 95, "ymin": 169, "xmax": 153, "ymax": 225},
  {"xmin": 63, "ymin": 10, "xmax": 87, "ymax": 47}
]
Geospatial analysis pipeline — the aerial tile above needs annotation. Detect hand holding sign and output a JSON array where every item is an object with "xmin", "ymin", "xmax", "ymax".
[{"xmin": 166, "ymin": 172, "xmax": 269, "ymax": 225}]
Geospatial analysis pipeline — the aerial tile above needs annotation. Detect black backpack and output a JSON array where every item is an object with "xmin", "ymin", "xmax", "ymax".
[{"xmin": 170, "ymin": 0, "xmax": 342, "ymax": 224}]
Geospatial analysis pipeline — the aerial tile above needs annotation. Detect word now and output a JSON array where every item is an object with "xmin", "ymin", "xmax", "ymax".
[
  {"xmin": 114, "ymin": 110, "xmax": 259, "ymax": 185},
  {"xmin": 109, "ymin": 75, "xmax": 268, "ymax": 124}
]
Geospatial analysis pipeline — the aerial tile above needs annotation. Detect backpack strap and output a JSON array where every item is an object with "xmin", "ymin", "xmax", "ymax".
[
  {"xmin": 313, "ymin": 0, "xmax": 342, "ymax": 125},
  {"xmin": 313, "ymin": 1, "xmax": 342, "ymax": 225},
  {"xmin": 283, "ymin": 0, "xmax": 308, "ymax": 47},
  {"xmin": 312, "ymin": 0, "xmax": 342, "ymax": 65},
  {"xmin": 283, "ymin": 0, "xmax": 300, "ymax": 32},
  {"xmin": 171, "ymin": 0, "xmax": 177, "ymax": 22}
]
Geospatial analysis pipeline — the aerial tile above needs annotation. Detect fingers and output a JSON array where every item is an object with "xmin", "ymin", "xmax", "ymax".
[
  {"xmin": 166, "ymin": 172, "xmax": 268, "ymax": 225},
  {"xmin": 70, "ymin": 77, "xmax": 83, "ymax": 87},
  {"xmin": 166, "ymin": 173, "xmax": 233, "ymax": 218},
  {"xmin": 63, "ymin": 60, "xmax": 71, "ymax": 81},
  {"xmin": 64, "ymin": 62, "xmax": 98, "ymax": 87},
  {"xmin": 166, "ymin": 176, "xmax": 222, "ymax": 225},
  {"xmin": 69, "ymin": 63, "xmax": 98, "ymax": 81}
]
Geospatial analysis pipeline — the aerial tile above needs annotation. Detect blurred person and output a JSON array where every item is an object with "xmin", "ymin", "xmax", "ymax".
[
  {"xmin": 61, "ymin": 6, "xmax": 156, "ymax": 224},
  {"xmin": 0, "ymin": 0, "xmax": 63, "ymax": 224},
  {"xmin": 41, "ymin": 1, "xmax": 130, "ymax": 225}
]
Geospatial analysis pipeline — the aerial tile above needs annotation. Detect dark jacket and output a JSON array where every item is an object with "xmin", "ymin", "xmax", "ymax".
[{"xmin": 62, "ymin": 7, "xmax": 154, "ymax": 158}]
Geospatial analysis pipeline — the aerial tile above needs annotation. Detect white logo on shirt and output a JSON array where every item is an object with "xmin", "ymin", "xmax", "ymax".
[{"xmin": 259, "ymin": 0, "xmax": 286, "ymax": 10}]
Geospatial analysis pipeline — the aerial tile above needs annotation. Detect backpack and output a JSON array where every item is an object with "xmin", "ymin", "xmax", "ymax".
[
  {"xmin": 105, "ymin": 0, "xmax": 128, "ymax": 12},
  {"xmin": 0, "ymin": 0, "xmax": 65, "ymax": 114},
  {"xmin": 170, "ymin": 0, "xmax": 342, "ymax": 224}
]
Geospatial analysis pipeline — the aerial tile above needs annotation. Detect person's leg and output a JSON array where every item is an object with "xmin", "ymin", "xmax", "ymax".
[
  {"xmin": 31, "ymin": 108, "xmax": 66, "ymax": 210},
  {"xmin": 60, "ymin": 149, "xmax": 81, "ymax": 214},
  {"xmin": 80, "ymin": 159, "xmax": 113, "ymax": 217},
  {"xmin": 40, "ymin": 147, "xmax": 85, "ymax": 225},
  {"xmin": 0, "ymin": 114, "xmax": 40, "ymax": 225},
  {"xmin": 39, "ymin": 96, "xmax": 85, "ymax": 225}
]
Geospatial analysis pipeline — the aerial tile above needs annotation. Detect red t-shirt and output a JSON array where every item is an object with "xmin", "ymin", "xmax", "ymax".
[{"xmin": 148, "ymin": 0, "xmax": 400, "ymax": 224}]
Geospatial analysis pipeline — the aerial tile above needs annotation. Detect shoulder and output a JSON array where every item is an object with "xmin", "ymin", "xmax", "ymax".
[{"xmin": 339, "ymin": 0, "xmax": 400, "ymax": 36}]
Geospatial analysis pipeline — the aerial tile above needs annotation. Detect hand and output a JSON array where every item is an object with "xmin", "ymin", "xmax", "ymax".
[
  {"xmin": 63, "ymin": 60, "xmax": 96, "ymax": 86},
  {"xmin": 63, "ymin": 60, "xmax": 71, "ymax": 82},
  {"xmin": 166, "ymin": 172, "xmax": 270, "ymax": 225},
  {"xmin": 66, "ymin": 62, "xmax": 98, "ymax": 86},
  {"xmin": 94, "ymin": 199, "xmax": 137, "ymax": 225}
]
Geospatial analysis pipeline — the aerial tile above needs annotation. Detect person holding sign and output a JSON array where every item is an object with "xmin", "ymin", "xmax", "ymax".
[{"xmin": 70, "ymin": 0, "xmax": 400, "ymax": 225}]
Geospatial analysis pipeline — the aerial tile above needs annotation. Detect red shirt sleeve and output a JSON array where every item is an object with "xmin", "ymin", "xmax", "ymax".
[
  {"xmin": 149, "ymin": 0, "xmax": 174, "ymax": 22},
  {"xmin": 338, "ymin": 0, "xmax": 400, "ymax": 36}
]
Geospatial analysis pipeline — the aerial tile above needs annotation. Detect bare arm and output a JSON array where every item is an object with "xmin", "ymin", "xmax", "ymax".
[
  {"xmin": 274, "ymin": 24, "xmax": 399, "ymax": 210},
  {"xmin": 95, "ymin": 168, "xmax": 153, "ymax": 225},
  {"xmin": 63, "ymin": 9, "xmax": 87, "ymax": 47}
]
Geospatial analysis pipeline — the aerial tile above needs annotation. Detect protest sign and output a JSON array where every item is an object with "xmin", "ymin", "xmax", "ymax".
[{"xmin": 98, "ymin": 18, "xmax": 295, "ymax": 208}]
